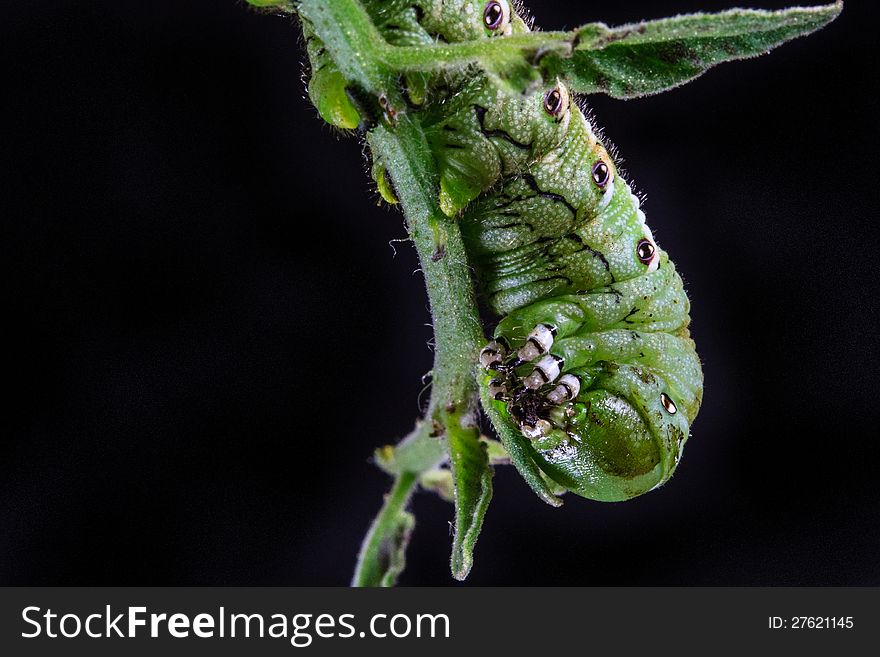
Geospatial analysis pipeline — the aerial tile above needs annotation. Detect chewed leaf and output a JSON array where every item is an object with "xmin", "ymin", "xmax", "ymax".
[
  {"xmin": 377, "ymin": 510, "xmax": 415, "ymax": 587},
  {"xmin": 447, "ymin": 421, "xmax": 493, "ymax": 581},
  {"xmin": 351, "ymin": 472, "xmax": 417, "ymax": 587},
  {"xmin": 544, "ymin": 3, "xmax": 842, "ymax": 98}
]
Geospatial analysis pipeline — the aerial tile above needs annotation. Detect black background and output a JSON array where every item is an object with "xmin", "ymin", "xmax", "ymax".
[{"xmin": 3, "ymin": 1, "xmax": 878, "ymax": 586}]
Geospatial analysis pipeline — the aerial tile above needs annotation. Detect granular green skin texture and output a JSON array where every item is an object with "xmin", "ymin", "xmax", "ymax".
[{"xmin": 304, "ymin": 0, "xmax": 703, "ymax": 501}]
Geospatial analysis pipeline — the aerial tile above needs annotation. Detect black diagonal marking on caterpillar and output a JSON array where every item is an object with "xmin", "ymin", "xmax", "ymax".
[
  {"xmin": 483, "ymin": 174, "xmax": 567, "ymax": 212},
  {"xmin": 474, "ymin": 105, "xmax": 533, "ymax": 150},
  {"xmin": 517, "ymin": 174, "xmax": 578, "ymax": 219},
  {"xmin": 621, "ymin": 307, "xmax": 639, "ymax": 324},
  {"xmin": 488, "ymin": 274, "xmax": 574, "ymax": 307},
  {"xmin": 533, "ymin": 274, "xmax": 573, "ymax": 288},
  {"xmin": 485, "ymin": 190, "xmax": 538, "ymax": 212},
  {"xmin": 562, "ymin": 232, "xmax": 615, "ymax": 283}
]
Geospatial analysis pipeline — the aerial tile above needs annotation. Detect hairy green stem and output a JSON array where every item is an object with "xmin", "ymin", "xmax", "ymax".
[
  {"xmin": 381, "ymin": 32, "xmax": 572, "ymax": 70},
  {"xmin": 300, "ymin": 0, "xmax": 486, "ymax": 585},
  {"xmin": 368, "ymin": 123, "xmax": 485, "ymax": 418}
]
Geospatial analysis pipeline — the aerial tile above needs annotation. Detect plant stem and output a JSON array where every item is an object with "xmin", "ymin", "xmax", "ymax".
[
  {"xmin": 381, "ymin": 32, "xmax": 572, "ymax": 70},
  {"xmin": 368, "ymin": 122, "xmax": 485, "ymax": 419},
  {"xmin": 295, "ymin": 5, "xmax": 487, "ymax": 410},
  {"xmin": 300, "ymin": 0, "xmax": 487, "ymax": 585}
]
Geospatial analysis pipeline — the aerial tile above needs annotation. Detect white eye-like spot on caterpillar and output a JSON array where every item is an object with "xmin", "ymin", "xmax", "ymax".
[
  {"xmin": 636, "ymin": 234, "xmax": 659, "ymax": 272},
  {"xmin": 483, "ymin": 1, "xmax": 511, "ymax": 34},
  {"xmin": 591, "ymin": 160, "xmax": 610, "ymax": 189},
  {"xmin": 592, "ymin": 159, "xmax": 616, "ymax": 210},
  {"xmin": 542, "ymin": 84, "xmax": 570, "ymax": 120},
  {"xmin": 661, "ymin": 392, "xmax": 677, "ymax": 415}
]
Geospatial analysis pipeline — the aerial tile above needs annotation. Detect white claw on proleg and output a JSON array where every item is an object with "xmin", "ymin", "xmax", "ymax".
[
  {"xmin": 547, "ymin": 374, "xmax": 580, "ymax": 404},
  {"xmin": 524, "ymin": 354, "xmax": 563, "ymax": 390},
  {"xmin": 479, "ymin": 340, "xmax": 506, "ymax": 370},
  {"xmin": 488, "ymin": 378, "xmax": 508, "ymax": 400},
  {"xmin": 516, "ymin": 323, "xmax": 555, "ymax": 362}
]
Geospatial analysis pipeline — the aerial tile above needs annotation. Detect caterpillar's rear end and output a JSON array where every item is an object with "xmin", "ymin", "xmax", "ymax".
[{"xmin": 462, "ymin": 84, "xmax": 703, "ymax": 501}]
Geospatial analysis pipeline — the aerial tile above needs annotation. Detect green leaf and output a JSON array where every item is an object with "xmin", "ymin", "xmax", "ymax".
[
  {"xmin": 373, "ymin": 420, "xmax": 447, "ymax": 476},
  {"xmin": 447, "ymin": 419, "xmax": 493, "ymax": 581},
  {"xmin": 543, "ymin": 3, "xmax": 842, "ymax": 98},
  {"xmin": 419, "ymin": 468, "xmax": 455, "ymax": 503},
  {"xmin": 480, "ymin": 436, "xmax": 511, "ymax": 465},
  {"xmin": 480, "ymin": 380, "xmax": 563, "ymax": 508},
  {"xmin": 376, "ymin": 4, "xmax": 840, "ymax": 98},
  {"xmin": 376, "ymin": 510, "xmax": 415, "ymax": 587}
]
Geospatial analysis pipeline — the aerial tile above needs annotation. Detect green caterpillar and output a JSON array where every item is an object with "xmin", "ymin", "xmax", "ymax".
[
  {"xmin": 464, "ymin": 80, "xmax": 701, "ymax": 501},
  {"xmin": 303, "ymin": 0, "xmax": 703, "ymax": 501}
]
